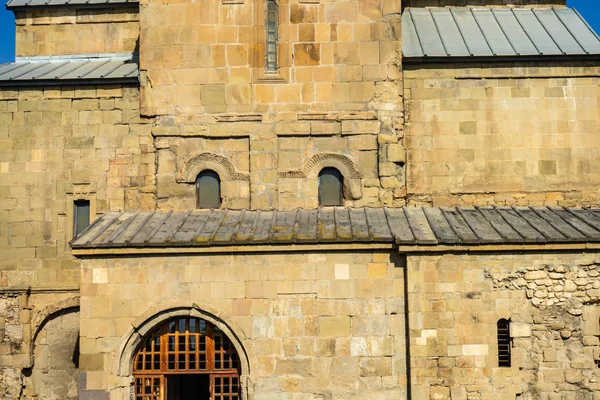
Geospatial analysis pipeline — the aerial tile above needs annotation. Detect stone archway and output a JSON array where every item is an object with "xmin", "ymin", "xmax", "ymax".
[{"xmin": 114, "ymin": 303, "xmax": 252, "ymax": 400}]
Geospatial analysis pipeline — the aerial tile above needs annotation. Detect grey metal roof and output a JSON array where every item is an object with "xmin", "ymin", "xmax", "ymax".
[
  {"xmin": 6, "ymin": 0, "xmax": 137, "ymax": 9},
  {"xmin": 70, "ymin": 206, "xmax": 600, "ymax": 249},
  {"xmin": 0, "ymin": 54, "xmax": 139, "ymax": 86},
  {"xmin": 402, "ymin": 7, "xmax": 600, "ymax": 59}
]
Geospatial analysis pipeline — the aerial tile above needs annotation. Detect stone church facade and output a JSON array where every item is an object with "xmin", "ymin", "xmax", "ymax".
[{"xmin": 0, "ymin": 0, "xmax": 600, "ymax": 399}]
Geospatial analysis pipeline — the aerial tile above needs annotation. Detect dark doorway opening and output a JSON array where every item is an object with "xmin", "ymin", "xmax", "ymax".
[{"xmin": 166, "ymin": 374, "xmax": 210, "ymax": 400}]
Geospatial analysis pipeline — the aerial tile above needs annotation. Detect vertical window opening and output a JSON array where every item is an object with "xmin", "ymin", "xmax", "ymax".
[
  {"xmin": 196, "ymin": 170, "xmax": 221, "ymax": 209},
  {"xmin": 497, "ymin": 319, "xmax": 511, "ymax": 367},
  {"xmin": 73, "ymin": 200, "xmax": 90, "ymax": 237},
  {"xmin": 318, "ymin": 168, "xmax": 343, "ymax": 207},
  {"xmin": 265, "ymin": 0, "xmax": 278, "ymax": 72}
]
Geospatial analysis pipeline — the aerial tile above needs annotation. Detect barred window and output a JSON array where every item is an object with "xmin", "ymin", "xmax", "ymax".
[
  {"xmin": 319, "ymin": 168, "xmax": 343, "ymax": 207},
  {"xmin": 196, "ymin": 170, "xmax": 221, "ymax": 209},
  {"xmin": 497, "ymin": 319, "xmax": 511, "ymax": 367},
  {"xmin": 265, "ymin": 0, "xmax": 278, "ymax": 72}
]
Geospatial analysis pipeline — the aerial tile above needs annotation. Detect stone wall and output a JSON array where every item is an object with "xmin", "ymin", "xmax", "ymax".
[
  {"xmin": 0, "ymin": 85, "xmax": 153, "ymax": 288},
  {"xmin": 79, "ymin": 250, "xmax": 407, "ymax": 399},
  {"xmin": 404, "ymin": 63, "xmax": 600, "ymax": 207},
  {"xmin": 407, "ymin": 251, "xmax": 600, "ymax": 400},
  {"xmin": 139, "ymin": 0, "xmax": 406, "ymax": 209},
  {"xmin": 15, "ymin": 7, "xmax": 139, "ymax": 57}
]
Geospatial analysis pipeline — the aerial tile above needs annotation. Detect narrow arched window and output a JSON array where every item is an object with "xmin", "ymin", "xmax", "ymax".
[
  {"xmin": 318, "ymin": 168, "xmax": 343, "ymax": 207},
  {"xmin": 497, "ymin": 319, "xmax": 511, "ymax": 367},
  {"xmin": 196, "ymin": 170, "xmax": 221, "ymax": 209},
  {"xmin": 265, "ymin": 0, "xmax": 278, "ymax": 72}
]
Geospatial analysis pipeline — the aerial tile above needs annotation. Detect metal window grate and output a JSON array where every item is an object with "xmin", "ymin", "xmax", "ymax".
[
  {"xmin": 265, "ymin": 0, "xmax": 278, "ymax": 72},
  {"xmin": 497, "ymin": 319, "xmax": 511, "ymax": 367}
]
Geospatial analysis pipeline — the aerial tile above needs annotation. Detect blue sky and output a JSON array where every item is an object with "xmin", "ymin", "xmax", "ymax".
[{"xmin": 0, "ymin": 0, "xmax": 598, "ymax": 63}]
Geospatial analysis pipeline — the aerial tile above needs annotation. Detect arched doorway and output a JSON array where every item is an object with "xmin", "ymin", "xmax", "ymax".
[{"xmin": 133, "ymin": 316, "xmax": 240, "ymax": 400}]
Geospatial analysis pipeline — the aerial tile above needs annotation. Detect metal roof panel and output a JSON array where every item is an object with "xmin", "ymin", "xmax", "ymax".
[
  {"xmin": 410, "ymin": 8, "xmax": 447, "ymax": 57},
  {"xmin": 430, "ymin": 9, "xmax": 471, "ymax": 56},
  {"xmin": 0, "ymin": 55, "xmax": 139, "ymax": 85},
  {"xmin": 534, "ymin": 8, "xmax": 585, "ymax": 54},
  {"xmin": 555, "ymin": 8, "xmax": 600, "ymax": 54},
  {"xmin": 493, "ymin": 9, "xmax": 539, "ymax": 55},
  {"xmin": 7, "ymin": 0, "xmax": 137, "ymax": 8},
  {"xmin": 473, "ymin": 9, "xmax": 516, "ymax": 55},
  {"xmin": 402, "ymin": 10, "xmax": 424, "ymax": 57},
  {"xmin": 403, "ymin": 7, "xmax": 600, "ymax": 59},
  {"xmin": 450, "ymin": 8, "xmax": 493, "ymax": 56}
]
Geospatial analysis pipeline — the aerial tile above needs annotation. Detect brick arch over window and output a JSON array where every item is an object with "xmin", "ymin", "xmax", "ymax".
[
  {"xmin": 177, "ymin": 153, "xmax": 249, "ymax": 184},
  {"xmin": 114, "ymin": 302, "xmax": 252, "ymax": 399},
  {"xmin": 303, "ymin": 153, "xmax": 362, "ymax": 200}
]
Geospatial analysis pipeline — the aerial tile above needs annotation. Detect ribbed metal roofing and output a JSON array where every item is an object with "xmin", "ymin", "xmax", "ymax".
[
  {"xmin": 402, "ymin": 7, "xmax": 600, "ymax": 59},
  {"xmin": 70, "ymin": 206, "xmax": 600, "ymax": 249},
  {"xmin": 6, "ymin": 0, "xmax": 137, "ymax": 9},
  {"xmin": 0, "ymin": 54, "xmax": 139, "ymax": 86}
]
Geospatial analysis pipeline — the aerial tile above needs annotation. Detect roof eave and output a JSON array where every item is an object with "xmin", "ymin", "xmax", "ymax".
[
  {"xmin": 403, "ymin": 54, "xmax": 600, "ymax": 64},
  {"xmin": 6, "ymin": 1, "xmax": 138, "ymax": 11},
  {"xmin": 0, "ymin": 77, "xmax": 139, "ymax": 87}
]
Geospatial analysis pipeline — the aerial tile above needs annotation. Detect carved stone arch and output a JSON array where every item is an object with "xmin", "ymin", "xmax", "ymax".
[
  {"xmin": 303, "ymin": 153, "xmax": 362, "ymax": 200},
  {"xmin": 114, "ymin": 301, "xmax": 252, "ymax": 399},
  {"xmin": 31, "ymin": 296, "xmax": 80, "ymax": 345},
  {"xmin": 177, "ymin": 153, "xmax": 249, "ymax": 183}
]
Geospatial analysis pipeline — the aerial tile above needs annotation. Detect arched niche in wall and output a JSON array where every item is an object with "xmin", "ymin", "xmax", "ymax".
[{"xmin": 29, "ymin": 302, "xmax": 80, "ymax": 400}]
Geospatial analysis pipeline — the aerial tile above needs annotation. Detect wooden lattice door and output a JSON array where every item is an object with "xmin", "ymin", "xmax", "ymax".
[{"xmin": 133, "ymin": 317, "xmax": 241, "ymax": 400}]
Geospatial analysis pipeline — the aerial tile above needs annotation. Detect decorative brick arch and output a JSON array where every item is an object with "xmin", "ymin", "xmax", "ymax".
[
  {"xmin": 114, "ymin": 301, "xmax": 252, "ymax": 400},
  {"xmin": 304, "ymin": 153, "xmax": 363, "ymax": 200},
  {"xmin": 177, "ymin": 153, "xmax": 249, "ymax": 183}
]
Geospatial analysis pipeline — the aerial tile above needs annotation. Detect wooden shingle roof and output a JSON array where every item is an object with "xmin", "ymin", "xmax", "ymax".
[{"xmin": 70, "ymin": 207, "xmax": 600, "ymax": 249}]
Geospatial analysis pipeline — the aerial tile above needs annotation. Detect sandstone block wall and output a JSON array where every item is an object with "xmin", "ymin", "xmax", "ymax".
[
  {"xmin": 407, "ymin": 251, "xmax": 600, "ymax": 400},
  {"xmin": 404, "ymin": 63, "xmax": 600, "ymax": 207},
  {"xmin": 0, "ymin": 85, "xmax": 153, "ymax": 289},
  {"xmin": 15, "ymin": 7, "xmax": 139, "ymax": 57},
  {"xmin": 78, "ymin": 251, "xmax": 407, "ymax": 399},
  {"xmin": 139, "ymin": 0, "xmax": 406, "ymax": 209}
]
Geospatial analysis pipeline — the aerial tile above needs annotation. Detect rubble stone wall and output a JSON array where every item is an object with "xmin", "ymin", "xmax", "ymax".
[
  {"xmin": 79, "ymin": 250, "xmax": 407, "ymax": 399},
  {"xmin": 0, "ymin": 85, "xmax": 153, "ymax": 289},
  {"xmin": 407, "ymin": 251, "xmax": 600, "ymax": 400},
  {"xmin": 404, "ymin": 63, "xmax": 600, "ymax": 207},
  {"xmin": 0, "ymin": 292, "xmax": 80, "ymax": 400},
  {"xmin": 15, "ymin": 7, "xmax": 139, "ymax": 57}
]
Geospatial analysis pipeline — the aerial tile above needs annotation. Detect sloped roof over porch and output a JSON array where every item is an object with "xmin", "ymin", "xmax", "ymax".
[{"xmin": 71, "ymin": 207, "xmax": 600, "ymax": 251}]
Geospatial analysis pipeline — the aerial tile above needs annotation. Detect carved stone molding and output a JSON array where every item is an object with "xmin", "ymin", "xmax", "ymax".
[
  {"xmin": 279, "ymin": 153, "xmax": 363, "ymax": 199},
  {"xmin": 178, "ymin": 153, "xmax": 249, "ymax": 183}
]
